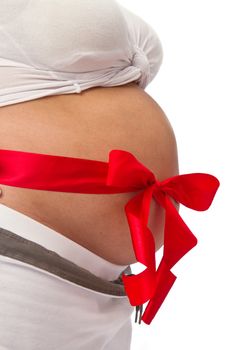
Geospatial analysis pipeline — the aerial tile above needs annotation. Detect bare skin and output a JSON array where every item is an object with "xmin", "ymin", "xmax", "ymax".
[{"xmin": 0, "ymin": 82, "xmax": 179, "ymax": 266}]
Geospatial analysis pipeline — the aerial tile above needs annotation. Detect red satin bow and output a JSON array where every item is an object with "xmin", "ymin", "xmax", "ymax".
[{"xmin": 0, "ymin": 148, "xmax": 220, "ymax": 325}]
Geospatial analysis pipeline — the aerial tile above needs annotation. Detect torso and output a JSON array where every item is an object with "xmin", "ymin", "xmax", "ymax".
[{"xmin": 0, "ymin": 82, "xmax": 179, "ymax": 265}]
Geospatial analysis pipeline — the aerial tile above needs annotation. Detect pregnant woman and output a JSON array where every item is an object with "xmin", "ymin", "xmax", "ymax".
[{"xmin": 0, "ymin": 1, "xmax": 219, "ymax": 349}]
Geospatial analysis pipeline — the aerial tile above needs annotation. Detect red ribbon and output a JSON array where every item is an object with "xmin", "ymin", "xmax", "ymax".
[{"xmin": 0, "ymin": 148, "xmax": 220, "ymax": 324}]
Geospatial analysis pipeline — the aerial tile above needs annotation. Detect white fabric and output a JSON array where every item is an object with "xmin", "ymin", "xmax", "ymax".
[
  {"xmin": 0, "ymin": 0, "xmax": 163, "ymax": 107},
  {"xmin": 0, "ymin": 204, "xmax": 134, "ymax": 349},
  {"xmin": 0, "ymin": 203, "xmax": 128, "ymax": 281}
]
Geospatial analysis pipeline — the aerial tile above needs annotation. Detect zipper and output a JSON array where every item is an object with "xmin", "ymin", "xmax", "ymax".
[
  {"xmin": 126, "ymin": 273, "xmax": 144, "ymax": 324},
  {"xmin": 134, "ymin": 304, "xmax": 144, "ymax": 324}
]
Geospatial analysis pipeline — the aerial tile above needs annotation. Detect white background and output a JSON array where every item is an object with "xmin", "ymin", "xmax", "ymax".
[{"xmin": 118, "ymin": 1, "xmax": 232, "ymax": 349}]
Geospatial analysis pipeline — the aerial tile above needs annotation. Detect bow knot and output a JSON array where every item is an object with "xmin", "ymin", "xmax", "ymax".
[{"xmin": 151, "ymin": 181, "xmax": 168, "ymax": 205}]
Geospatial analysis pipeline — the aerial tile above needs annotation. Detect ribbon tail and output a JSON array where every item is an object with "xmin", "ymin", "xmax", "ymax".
[
  {"xmin": 122, "ymin": 185, "xmax": 157, "ymax": 304},
  {"xmin": 124, "ymin": 185, "xmax": 156, "ymax": 268},
  {"xmin": 141, "ymin": 260, "xmax": 177, "ymax": 325},
  {"xmin": 140, "ymin": 194, "xmax": 198, "ymax": 325},
  {"xmin": 163, "ymin": 195, "xmax": 198, "ymax": 267},
  {"xmin": 122, "ymin": 267, "xmax": 157, "ymax": 305}
]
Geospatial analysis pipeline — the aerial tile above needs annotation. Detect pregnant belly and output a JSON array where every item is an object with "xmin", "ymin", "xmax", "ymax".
[
  {"xmin": 0, "ymin": 84, "xmax": 177, "ymax": 265},
  {"xmin": 0, "ymin": 166, "xmax": 164, "ymax": 266}
]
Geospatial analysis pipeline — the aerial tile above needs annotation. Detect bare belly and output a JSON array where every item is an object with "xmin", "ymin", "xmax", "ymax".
[{"xmin": 0, "ymin": 82, "xmax": 179, "ymax": 265}]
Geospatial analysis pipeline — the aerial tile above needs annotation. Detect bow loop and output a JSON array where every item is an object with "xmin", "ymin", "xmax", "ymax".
[
  {"xmin": 159, "ymin": 173, "xmax": 220, "ymax": 211},
  {"xmin": 106, "ymin": 150, "xmax": 155, "ymax": 190}
]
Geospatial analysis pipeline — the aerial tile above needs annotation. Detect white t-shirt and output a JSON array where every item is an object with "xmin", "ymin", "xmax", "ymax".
[{"xmin": 0, "ymin": 0, "xmax": 163, "ymax": 107}]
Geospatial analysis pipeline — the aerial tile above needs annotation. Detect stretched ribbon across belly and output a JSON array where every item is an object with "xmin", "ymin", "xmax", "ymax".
[{"xmin": 0, "ymin": 148, "xmax": 220, "ymax": 324}]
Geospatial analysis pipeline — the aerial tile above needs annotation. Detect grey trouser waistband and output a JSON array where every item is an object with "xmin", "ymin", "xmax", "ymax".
[{"xmin": 0, "ymin": 227, "xmax": 131, "ymax": 297}]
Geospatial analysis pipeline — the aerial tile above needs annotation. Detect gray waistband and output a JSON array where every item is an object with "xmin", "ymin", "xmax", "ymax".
[{"xmin": 0, "ymin": 227, "xmax": 131, "ymax": 297}]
